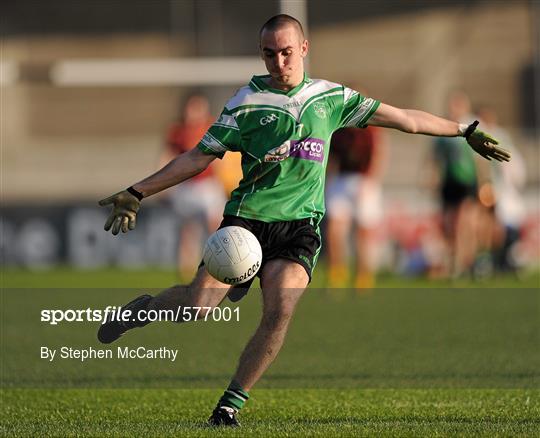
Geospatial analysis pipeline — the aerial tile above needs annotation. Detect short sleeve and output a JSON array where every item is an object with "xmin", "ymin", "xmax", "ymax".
[
  {"xmin": 339, "ymin": 87, "xmax": 380, "ymax": 129},
  {"xmin": 196, "ymin": 109, "xmax": 242, "ymax": 159}
]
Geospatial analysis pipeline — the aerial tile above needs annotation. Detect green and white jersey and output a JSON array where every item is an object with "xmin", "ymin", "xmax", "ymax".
[{"xmin": 197, "ymin": 74, "xmax": 380, "ymax": 224}]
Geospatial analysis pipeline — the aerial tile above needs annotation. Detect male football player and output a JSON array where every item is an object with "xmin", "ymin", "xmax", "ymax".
[{"xmin": 98, "ymin": 14, "xmax": 510, "ymax": 427}]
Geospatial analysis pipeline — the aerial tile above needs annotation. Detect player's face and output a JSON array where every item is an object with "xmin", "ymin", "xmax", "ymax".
[{"xmin": 260, "ymin": 25, "xmax": 308, "ymax": 90}]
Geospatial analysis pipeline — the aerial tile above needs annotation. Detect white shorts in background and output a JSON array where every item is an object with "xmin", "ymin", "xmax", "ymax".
[
  {"xmin": 326, "ymin": 174, "xmax": 383, "ymax": 228},
  {"xmin": 169, "ymin": 178, "xmax": 226, "ymax": 222}
]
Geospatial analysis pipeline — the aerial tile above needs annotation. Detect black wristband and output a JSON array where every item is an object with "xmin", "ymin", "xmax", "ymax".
[
  {"xmin": 127, "ymin": 186, "xmax": 144, "ymax": 201},
  {"xmin": 464, "ymin": 120, "xmax": 479, "ymax": 140}
]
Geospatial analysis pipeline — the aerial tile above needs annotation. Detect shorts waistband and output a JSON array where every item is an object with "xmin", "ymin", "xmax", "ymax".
[{"xmin": 224, "ymin": 215, "xmax": 315, "ymax": 227}]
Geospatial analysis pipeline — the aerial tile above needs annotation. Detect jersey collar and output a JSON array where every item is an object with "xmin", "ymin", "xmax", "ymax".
[{"xmin": 249, "ymin": 73, "xmax": 311, "ymax": 97}]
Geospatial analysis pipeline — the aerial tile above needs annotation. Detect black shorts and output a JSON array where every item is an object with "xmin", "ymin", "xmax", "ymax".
[
  {"xmin": 202, "ymin": 215, "xmax": 321, "ymax": 283},
  {"xmin": 441, "ymin": 181, "xmax": 477, "ymax": 208}
]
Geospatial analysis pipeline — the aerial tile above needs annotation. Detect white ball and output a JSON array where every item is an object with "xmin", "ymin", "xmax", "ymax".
[{"xmin": 203, "ymin": 226, "xmax": 262, "ymax": 285}]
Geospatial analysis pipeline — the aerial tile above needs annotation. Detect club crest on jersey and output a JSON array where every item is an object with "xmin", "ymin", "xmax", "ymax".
[
  {"xmin": 313, "ymin": 101, "xmax": 327, "ymax": 119},
  {"xmin": 264, "ymin": 138, "xmax": 325, "ymax": 163}
]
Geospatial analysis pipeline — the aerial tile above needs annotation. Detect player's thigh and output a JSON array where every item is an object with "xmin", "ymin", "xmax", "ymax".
[
  {"xmin": 189, "ymin": 265, "xmax": 232, "ymax": 307},
  {"xmin": 259, "ymin": 259, "xmax": 308, "ymax": 315}
]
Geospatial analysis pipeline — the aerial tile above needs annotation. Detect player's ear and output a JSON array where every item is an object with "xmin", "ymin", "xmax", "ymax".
[{"xmin": 300, "ymin": 39, "xmax": 309, "ymax": 58}]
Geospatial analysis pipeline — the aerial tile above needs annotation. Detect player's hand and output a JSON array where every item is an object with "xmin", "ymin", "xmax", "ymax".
[
  {"xmin": 99, "ymin": 190, "xmax": 141, "ymax": 235},
  {"xmin": 465, "ymin": 121, "xmax": 511, "ymax": 162}
]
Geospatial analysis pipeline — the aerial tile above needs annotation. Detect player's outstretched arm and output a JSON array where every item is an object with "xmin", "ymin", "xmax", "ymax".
[
  {"xmin": 367, "ymin": 103, "xmax": 511, "ymax": 162},
  {"xmin": 99, "ymin": 147, "xmax": 216, "ymax": 235},
  {"xmin": 130, "ymin": 147, "xmax": 216, "ymax": 198}
]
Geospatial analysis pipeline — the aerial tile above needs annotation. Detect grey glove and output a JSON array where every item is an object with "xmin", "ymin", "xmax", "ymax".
[
  {"xmin": 99, "ymin": 189, "xmax": 141, "ymax": 235},
  {"xmin": 465, "ymin": 121, "xmax": 511, "ymax": 162}
]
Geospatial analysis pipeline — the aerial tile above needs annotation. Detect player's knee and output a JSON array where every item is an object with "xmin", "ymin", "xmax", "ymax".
[{"xmin": 261, "ymin": 307, "xmax": 294, "ymax": 331}]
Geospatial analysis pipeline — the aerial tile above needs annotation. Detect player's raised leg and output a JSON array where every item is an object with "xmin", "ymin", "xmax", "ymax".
[
  {"xmin": 209, "ymin": 258, "xmax": 309, "ymax": 426},
  {"xmin": 97, "ymin": 266, "xmax": 230, "ymax": 344}
]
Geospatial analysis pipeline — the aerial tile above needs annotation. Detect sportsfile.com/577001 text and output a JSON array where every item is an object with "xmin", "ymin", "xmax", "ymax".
[{"xmin": 40, "ymin": 306, "xmax": 240, "ymax": 325}]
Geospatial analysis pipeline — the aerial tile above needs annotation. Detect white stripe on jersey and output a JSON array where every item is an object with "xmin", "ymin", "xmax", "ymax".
[
  {"xmin": 225, "ymin": 78, "xmax": 344, "ymax": 121},
  {"xmin": 233, "ymin": 106, "xmax": 296, "ymax": 121},
  {"xmin": 201, "ymin": 131, "xmax": 228, "ymax": 153},
  {"xmin": 298, "ymin": 90, "xmax": 343, "ymax": 119},
  {"xmin": 225, "ymin": 85, "xmax": 282, "ymax": 110},
  {"xmin": 214, "ymin": 113, "xmax": 239, "ymax": 130},
  {"xmin": 343, "ymin": 86, "xmax": 359, "ymax": 104},
  {"xmin": 300, "ymin": 78, "xmax": 342, "ymax": 100},
  {"xmin": 226, "ymin": 87, "xmax": 300, "ymax": 117}
]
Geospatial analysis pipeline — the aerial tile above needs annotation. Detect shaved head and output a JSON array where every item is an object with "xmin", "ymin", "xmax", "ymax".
[
  {"xmin": 258, "ymin": 14, "xmax": 308, "ymax": 91},
  {"xmin": 259, "ymin": 14, "xmax": 305, "ymax": 43}
]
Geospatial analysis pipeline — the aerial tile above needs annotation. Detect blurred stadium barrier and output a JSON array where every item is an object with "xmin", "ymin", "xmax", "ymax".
[
  {"xmin": 50, "ymin": 58, "xmax": 265, "ymax": 86},
  {"xmin": 2, "ymin": 204, "xmax": 538, "ymax": 271},
  {"xmin": 1, "ymin": 205, "xmax": 179, "ymax": 269}
]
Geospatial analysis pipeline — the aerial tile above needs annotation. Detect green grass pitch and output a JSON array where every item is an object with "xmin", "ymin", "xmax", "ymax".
[{"xmin": 1, "ymin": 268, "xmax": 539, "ymax": 436}]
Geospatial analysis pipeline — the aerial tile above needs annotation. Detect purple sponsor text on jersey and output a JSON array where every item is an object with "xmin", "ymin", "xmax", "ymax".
[{"xmin": 290, "ymin": 138, "xmax": 325, "ymax": 162}]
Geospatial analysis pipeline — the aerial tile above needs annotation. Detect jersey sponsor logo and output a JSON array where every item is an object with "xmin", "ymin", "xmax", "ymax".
[
  {"xmin": 264, "ymin": 141, "xmax": 291, "ymax": 162},
  {"xmin": 290, "ymin": 138, "xmax": 325, "ymax": 162},
  {"xmin": 313, "ymin": 101, "xmax": 327, "ymax": 119},
  {"xmin": 264, "ymin": 138, "xmax": 325, "ymax": 163},
  {"xmin": 260, "ymin": 113, "xmax": 279, "ymax": 125}
]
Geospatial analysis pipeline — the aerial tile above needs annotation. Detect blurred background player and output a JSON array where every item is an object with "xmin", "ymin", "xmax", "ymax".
[
  {"xmin": 160, "ymin": 94, "xmax": 227, "ymax": 279},
  {"xmin": 326, "ymin": 96, "xmax": 388, "ymax": 289},
  {"xmin": 476, "ymin": 105, "xmax": 527, "ymax": 274},
  {"xmin": 431, "ymin": 91, "xmax": 480, "ymax": 278}
]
